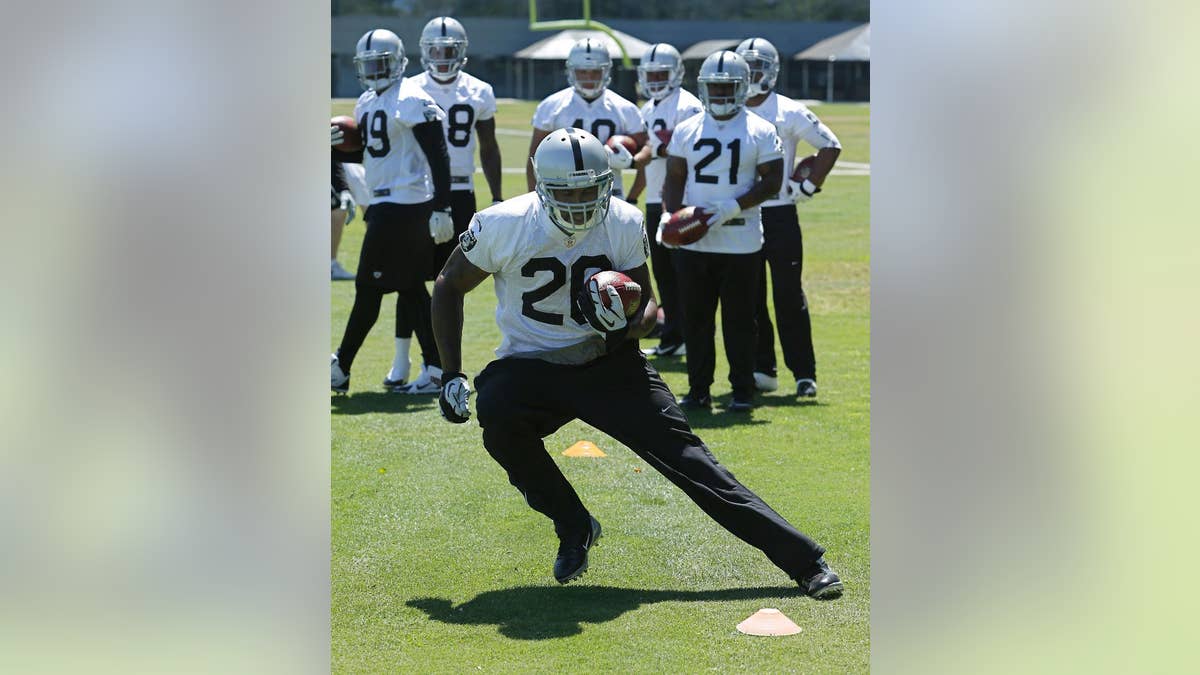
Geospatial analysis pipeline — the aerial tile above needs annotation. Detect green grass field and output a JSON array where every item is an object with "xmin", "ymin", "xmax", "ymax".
[{"xmin": 331, "ymin": 99, "xmax": 869, "ymax": 672}]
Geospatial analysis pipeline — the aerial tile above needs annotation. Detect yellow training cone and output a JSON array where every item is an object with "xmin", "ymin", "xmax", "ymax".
[
  {"xmin": 563, "ymin": 441, "xmax": 606, "ymax": 457},
  {"xmin": 736, "ymin": 608, "xmax": 802, "ymax": 636}
]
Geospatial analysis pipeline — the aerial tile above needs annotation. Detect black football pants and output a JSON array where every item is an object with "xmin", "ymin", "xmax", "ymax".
[
  {"xmin": 473, "ymin": 342, "xmax": 825, "ymax": 578},
  {"xmin": 754, "ymin": 204, "xmax": 816, "ymax": 381},
  {"xmin": 672, "ymin": 249, "xmax": 761, "ymax": 400},
  {"xmin": 644, "ymin": 203, "xmax": 684, "ymax": 346}
]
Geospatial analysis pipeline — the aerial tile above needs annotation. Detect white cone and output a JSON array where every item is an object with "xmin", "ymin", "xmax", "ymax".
[{"xmin": 736, "ymin": 608, "xmax": 802, "ymax": 636}]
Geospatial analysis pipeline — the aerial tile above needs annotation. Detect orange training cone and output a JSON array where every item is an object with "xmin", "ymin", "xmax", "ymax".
[
  {"xmin": 736, "ymin": 608, "xmax": 802, "ymax": 636},
  {"xmin": 563, "ymin": 440, "xmax": 606, "ymax": 457}
]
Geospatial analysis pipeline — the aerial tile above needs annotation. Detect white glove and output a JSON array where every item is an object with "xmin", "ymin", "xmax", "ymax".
[
  {"xmin": 607, "ymin": 143, "xmax": 634, "ymax": 170},
  {"xmin": 656, "ymin": 211, "xmax": 678, "ymax": 249},
  {"xmin": 429, "ymin": 208, "xmax": 454, "ymax": 244},
  {"xmin": 703, "ymin": 198, "xmax": 742, "ymax": 227},
  {"xmin": 438, "ymin": 373, "xmax": 471, "ymax": 423},
  {"xmin": 331, "ymin": 125, "xmax": 344, "ymax": 147},
  {"xmin": 585, "ymin": 279, "xmax": 628, "ymax": 334},
  {"xmin": 338, "ymin": 190, "xmax": 356, "ymax": 224},
  {"xmin": 786, "ymin": 178, "xmax": 820, "ymax": 203}
]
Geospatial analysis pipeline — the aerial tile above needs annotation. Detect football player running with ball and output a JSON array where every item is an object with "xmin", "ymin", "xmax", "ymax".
[
  {"xmin": 430, "ymin": 128, "xmax": 843, "ymax": 598},
  {"xmin": 736, "ymin": 38, "xmax": 842, "ymax": 399},
  {"xmin": 388, "ymin": 16, "xmax": 505, "ymax": 394},
  {"xmin": 526, "ymin": 38, "xmax": 647, "ymax": 200},
  {"xmin": 661, "ymin": 51, "xmax": 783, "ymax": 412},
  {"xmin": 330, "ymin": 29, "xmax": 453, "ymax": 395}
]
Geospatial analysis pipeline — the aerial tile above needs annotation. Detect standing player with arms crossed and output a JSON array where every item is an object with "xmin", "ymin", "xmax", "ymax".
[
  {"xmin": 330, "ymin": 29, "xmax": 454, "ymax": 394},
  {"xmin": 525, "ymin": 38, "xmax": 647, "ymax": 201},
  {"xmin": 389, "ymin": 16, "xmax": 505, "ymax": 394},
  {"xmin": 736, "ymin": 38, "xmax": 841, "ymax": 399},
  {"xmin": 430, "ymin": 128, "xmax": 842, "ymax": 598}
]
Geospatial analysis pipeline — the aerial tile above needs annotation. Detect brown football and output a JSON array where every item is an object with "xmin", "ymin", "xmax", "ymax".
[
  {"xmin": 331, "ymin": 115, "xmax": 363, "ymax": 153},
  {"xmin": 660, "ymin": 206, "xmax": 711, "ymax": 247},
  {"xmin": 590, "ymin": 270, "xmax": 642, "ymax": 318},
  {"xmin": 791, "ymin": 154, "xmax": 817, "ymax": 182},
  {"xmin": 605, "ymin": 134, "xmax": 638, "ymax": 155}
]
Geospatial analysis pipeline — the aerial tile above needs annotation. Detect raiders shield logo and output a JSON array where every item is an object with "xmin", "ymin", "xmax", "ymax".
[{"xmin": 458, "ymin": 229, "xmax": 477, "ymax": 252}]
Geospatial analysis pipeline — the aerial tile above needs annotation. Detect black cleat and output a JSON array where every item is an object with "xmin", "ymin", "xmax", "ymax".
[
  {"xmin": 679, "ymin": 392, "xmax": 712, "ymax": 409},
  {"xmin": 796, "ymin": 379, "xmax": 818, "ymax": 398},
  {"xmin": 727, "ymin": 397, "xmax": 754, "ymax": 412},
  {"xmin": 382, "ymin": 377, "xmax": 407, "ymax": 392},
  {"xmin": 795, "ymin": 557, "xmax": 844, "ymax": 599},
  {"xmin": 554, "ymin": 516, "xmax": 602, "ymax": 584}
]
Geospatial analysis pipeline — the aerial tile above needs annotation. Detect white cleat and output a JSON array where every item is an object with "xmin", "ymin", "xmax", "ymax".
[
  {"xmin": 753, "ymin": 371, "xmax": 779, "ymax": 392},
  {"xmin": 397, "ymin": 365, "xmax": 443, "ymax": 394},
  {"xmin": 331, "ymin": 260, "xmax": 355, "ymax": 280},
  {"xmin": 796, "ymin": 379, "xmax": 818, "ymax": 398},
  {"xmin": 331, "ymin": 354, "xmax": 349, "ymax": 393}
]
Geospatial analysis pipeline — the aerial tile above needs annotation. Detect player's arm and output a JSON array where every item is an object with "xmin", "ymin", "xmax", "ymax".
[
  {"xmin": 475, "ymin": 117, "xmax": 503, "ymax": 203},
  {"xmin": 626, "ymin": 167, "xmax": 645, "ymax": 203},
  {"xmin": 799, "ymin": 111, "xmax": 842, "ymax": 188},
  {"xmin": 413, "ymin": 120, "xmax": 453, "ymax": 209},
  {"xmin": 431, "ymin": 247, "xmax": 490, "ymax": 376},
  {"xmin": 661, "ymin": 156, "xmax": 688, "ymax": 213},
  {"xmin": 618, "ymin": 263, "xmax": 659, "ymax": 340},
  {"xmin": 526, "ymin": 128, "xmax": 552, "ymax": 192},
  {"xmin": 738, "ymin": 158, "xmax": 785, "ymax": 211}
]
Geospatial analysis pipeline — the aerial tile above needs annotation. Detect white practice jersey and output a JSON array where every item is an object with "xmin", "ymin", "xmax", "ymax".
[
  {"xmin": 354, "ymin": 78, "xmax": 447, "ymax": 205},
  {"xmin": 532, "ymin": 87, "xmax": 646, "ymax": 198},
  {"xmin": 412, "ymin": 71, "xmax": 497, "ymax": 192},
  {"xmin": 639, "ymin": 87, "xmax": 704, "ymax": 205},
  {"xmin": 668, "ymin": 109, "xmax": 783, "ymax": 254},
  {"xmin": 460, "ymin": 193, "xmax": 649, "ymax": 365},
  {"xmin": 747, "ymin": 92, "xmax": 841, "ymax": 207}
]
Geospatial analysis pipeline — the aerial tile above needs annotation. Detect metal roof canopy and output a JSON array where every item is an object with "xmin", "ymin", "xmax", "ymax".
[
  {"xmin": 680, "ymin": 39, "xmax": 742, "ymax": 60},
  {"xmin": 794, "ymin": 23, "xmax": 870, "ymax": 61},
  {"xmin": 515, "ymin": 28, "xmax": 652, "ymax": 60}
]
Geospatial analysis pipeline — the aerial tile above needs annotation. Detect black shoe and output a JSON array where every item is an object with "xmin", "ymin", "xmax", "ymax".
[
  {"xmin": 679, "ymin": 392, "xmax": 711, "ymax": 409},
  {"xmin": 796, "ymin": 379, "xmax": 818, "ymax": 398},
  {"xmin": 554, "ymin": 516, "xmax": 602, "ymax": 584},
  {"xmin": 795, "ymin": 557, "xmax": 844, "ymax": 599},
  {"xmin": 382, "ymin": 377, "xmax": 407, "ymax": 392},
  {"xmin": 727, "ymin": 397, "xmax": 754, "ymax": 412}
]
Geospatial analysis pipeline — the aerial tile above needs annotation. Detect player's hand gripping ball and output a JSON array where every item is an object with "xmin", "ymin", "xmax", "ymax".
[
  {"xmin": 590, "ymin": 270, "xmax": 642, "ymax": 319},
  {"xmin": 331, "ymin": 115, "xmax": 363, "ymax": 152},
  {"xmin": 659, "ymin": 206, "xmax": 711, "ymax": 247}
]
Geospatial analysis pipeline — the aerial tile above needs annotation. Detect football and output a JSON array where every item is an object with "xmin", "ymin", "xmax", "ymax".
[
  {"xmin": 653, "ymin": 129, "xmax": 673, "ymax": 147},
  {"xmin": 331, "ymin": 115, "xmax": 363, "ymax": 153},
  {"xmin": 660, "ymin": 206, "xmax": 711, "ymax": 247},
  {"xmin": 791, "ymin": 153, "xmax": 817, "ymax": 182},
  {"xmin": 605, "ymin": 134, "xmax": 638, "ymax": 155},
  {"xmin": 589, "ymin": 270, "xmax": 642, "ymax": 318}
]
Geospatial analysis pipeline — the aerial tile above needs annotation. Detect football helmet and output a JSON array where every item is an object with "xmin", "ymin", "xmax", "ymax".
[
  {"xmin": 697, "ymin": 51, "xmax": 750, "ymax": 118},
  {"xmin": 735, "ymin": 38, "xmax": 780, "ymax": 97},
  {"xmin": 354, "ymin": 29, "xmax": 406, "ymax": 93},
  {"xmin": 419, "ymin": 17, "xmax": 469, "ymax": 81},
  {"xmin": 532, "ymin": 128, "xmax": 614, "ymax": 234},
  {"xmin": 637, "ymin": 43, "xmax": 684, "ymax": 102},
  {"xmin": 565, "ymin": 38, "xmax": 612, "ymax": 99}
]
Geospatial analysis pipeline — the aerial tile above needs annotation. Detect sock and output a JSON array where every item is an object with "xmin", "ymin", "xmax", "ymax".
[{"xmin": 388, "ymin": 337, "xmax": 412, "ymax": 382}]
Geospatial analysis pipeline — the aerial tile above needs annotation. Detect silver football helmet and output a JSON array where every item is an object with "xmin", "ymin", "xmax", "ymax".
[
  {"xmin": 637, "ymin": 43, "xmax": 684, "ymax": 102},
  {"xmin": 735, "ymin": 38, "xmax": 780, "ymax": 96},
  {"xmin": 532, "ymin": 128, "xmax": 614, "ymax": 234},
  {"xmin": 419, "ymin": 17, "xmax": 469, "ymax": 81},
  {"xmin": 354, "ymin": 29, "xmax": 406, "ymax": 93},
  {"xmin": 565, "ymin": 38, "xmax": 612, "ymax": 99},
  {"xmin": 697, "ymin": 51, "xmax": 750, "ymax": 118}
]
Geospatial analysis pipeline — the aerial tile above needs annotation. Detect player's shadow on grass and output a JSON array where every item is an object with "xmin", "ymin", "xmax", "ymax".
[
  {"xmin": 407, "ymin": 584, "xmax": 801, "ymax": 640},
  {"xmin": 331, "ymin": 392, "xmax": 438, "ymax": 415}
]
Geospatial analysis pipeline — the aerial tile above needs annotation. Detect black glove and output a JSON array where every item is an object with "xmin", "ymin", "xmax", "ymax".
[{"xmin": 438, "ymin": 371, "xmax": 471, "ymax": 424}]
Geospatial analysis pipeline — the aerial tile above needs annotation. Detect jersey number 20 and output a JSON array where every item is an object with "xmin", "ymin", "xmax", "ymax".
[{"xmin": 520, "ymin": 255, "xmax": 613, "ymax": 325}]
